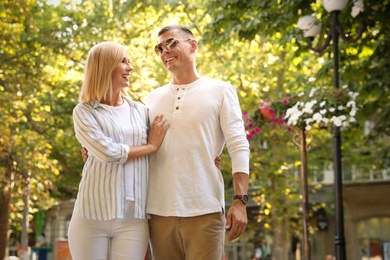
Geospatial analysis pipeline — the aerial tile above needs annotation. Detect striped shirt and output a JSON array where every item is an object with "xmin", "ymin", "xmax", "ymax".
[{"xmin": 72, "ymin": 97, "xmax": 149, "ymax": 220}]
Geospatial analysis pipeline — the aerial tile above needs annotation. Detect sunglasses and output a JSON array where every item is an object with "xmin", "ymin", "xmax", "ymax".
[{"xmin": 154, "ymin": 38, "xmax": 191, "ymax": 55}]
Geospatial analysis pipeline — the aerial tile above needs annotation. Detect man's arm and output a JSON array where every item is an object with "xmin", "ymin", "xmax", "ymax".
[
  {"xmin": 219, "ymin": 84, "xmax": 250, "ymax": 241},
  {"xmin": 225, "ymin": 172, "xmax": 249, "ymax": 242}
]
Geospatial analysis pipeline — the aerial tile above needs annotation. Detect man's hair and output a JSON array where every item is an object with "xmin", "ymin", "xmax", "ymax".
[
  {"xmin": 158, "ymin": 25, "xmax": 194, "ymax": 38},
  {"xmin": 78, "ymin": 41, "xmax": 129, "ymax": 103}
]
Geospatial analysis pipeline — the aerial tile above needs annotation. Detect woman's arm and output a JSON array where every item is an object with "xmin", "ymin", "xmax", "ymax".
[
  {"xmin": 80, "ymin": 114, "xmax": 169, "ymax": 162},
  {"xmin": 73, "ymin": 104, "xmax": 130, "ymax": 164}
]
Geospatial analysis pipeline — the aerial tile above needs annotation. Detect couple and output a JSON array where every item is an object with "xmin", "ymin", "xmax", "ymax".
[{"xmin": 68, "ymin": 25, "xmax": 250, "ymax": 260}]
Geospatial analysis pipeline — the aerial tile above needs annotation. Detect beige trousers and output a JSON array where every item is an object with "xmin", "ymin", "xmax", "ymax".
[{"xmin": 149, "ymin": 212, "xmax": 226, "ymax": 260}]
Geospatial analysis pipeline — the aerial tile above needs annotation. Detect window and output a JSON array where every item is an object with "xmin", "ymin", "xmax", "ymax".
[{"xmin": 357, "ymin": 217, "xmax": 390, "ymax": 260}]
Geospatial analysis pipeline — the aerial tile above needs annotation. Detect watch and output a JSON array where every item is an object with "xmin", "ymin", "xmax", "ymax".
[{"xmin": 233, "ymin": 194, "xmax": 249, "ymax": 205}]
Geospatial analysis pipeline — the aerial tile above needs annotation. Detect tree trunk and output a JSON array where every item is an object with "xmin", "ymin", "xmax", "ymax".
[
  {"xmin": 0, "ymin": 153, "xmax": 15, "ymax": 260},
  {"xmin": 271, "ymin": 214, "xmax": 290, "ymax": 260},
  {"xmin": 20, "ymin": 174, "xmax": 31, "ymax": 260}
]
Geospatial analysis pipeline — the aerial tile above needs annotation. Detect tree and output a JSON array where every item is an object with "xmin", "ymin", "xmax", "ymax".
[{"xmin": 0, "ymin": 0, "xmax": 83, "ymax": 257}]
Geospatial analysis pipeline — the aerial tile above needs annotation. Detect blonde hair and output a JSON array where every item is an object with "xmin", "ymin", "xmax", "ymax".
[{"xmin": 79, "ymin": 41, "xmax": 129, "ymax": 103}]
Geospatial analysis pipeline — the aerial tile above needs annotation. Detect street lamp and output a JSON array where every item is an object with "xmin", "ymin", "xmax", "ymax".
[{"xmin": 297, "ymin": 0, "xmax": 365, "ymax": 259}]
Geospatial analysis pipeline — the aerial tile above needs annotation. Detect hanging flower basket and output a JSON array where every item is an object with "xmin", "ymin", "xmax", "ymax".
[
  {"xmin": 259, "ymin": 100, "xmax": 274, "ymax": 120},
  {"xmin": 243, "ymin": 85, "xmax": 359, "ymax": 140}
]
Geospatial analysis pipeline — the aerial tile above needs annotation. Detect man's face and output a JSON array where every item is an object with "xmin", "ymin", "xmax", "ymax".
[{"xmin": 155, "ymin": 30, "xmax": 194, "ymax": 72}]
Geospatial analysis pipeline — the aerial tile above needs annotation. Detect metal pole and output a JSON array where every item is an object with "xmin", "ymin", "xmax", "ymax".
[{"xmin": 331, "ymin": 11, "xmax": 347, "ymax": 260}]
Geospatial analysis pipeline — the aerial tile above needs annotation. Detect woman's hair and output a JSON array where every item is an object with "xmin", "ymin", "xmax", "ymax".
[{"xmin": 78, "ymin": 41, "xmax": 129, "ymax": 103}]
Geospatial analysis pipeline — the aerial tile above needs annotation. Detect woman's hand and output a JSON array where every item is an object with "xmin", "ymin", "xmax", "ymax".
[{"xmin": 147, "ymin": 115, "xmax": 170, "ymax": 151}]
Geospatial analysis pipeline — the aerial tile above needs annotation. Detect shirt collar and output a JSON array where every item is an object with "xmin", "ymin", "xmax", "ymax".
[{"xmin": 89, "ymin": 96, "xmax": 136, "ymax": 109}]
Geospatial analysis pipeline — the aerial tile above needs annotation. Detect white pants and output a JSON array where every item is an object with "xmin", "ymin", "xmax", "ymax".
[{"xmin": 68, "ymin": 201, "xmax": 148, "ymax": 260}]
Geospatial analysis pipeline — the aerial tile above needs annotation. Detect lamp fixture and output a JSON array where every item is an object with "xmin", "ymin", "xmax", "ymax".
[
  {"xmin": 323, "ymin": 0, "xmax": 349, "ymax": 13},
  {"xmin": 297, "ymin": 15, "xmax": 321, "ymax": 38}
]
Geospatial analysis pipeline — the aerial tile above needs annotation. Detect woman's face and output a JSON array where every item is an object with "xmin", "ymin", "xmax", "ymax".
[{"xmin": 112, "ymin": 53, "xmax": 133, "ymax": 91}]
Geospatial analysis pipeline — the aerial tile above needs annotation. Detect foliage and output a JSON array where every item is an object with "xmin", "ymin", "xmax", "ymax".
[{"xmin": 204, "ymin": 0, "xmax": 389, "ymax": 157}]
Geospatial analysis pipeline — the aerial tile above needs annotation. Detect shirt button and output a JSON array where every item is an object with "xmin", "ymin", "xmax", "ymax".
[
  {"xmin": 178, "ymin": 97, "xmax": 181, "ymax": 100},
  {"xmin": 176, "ymin": 107, "xmax": 179, "ymax": 110},
  {"xmin": 177, "ymin": 88, "xmax": 179, "ymax": 91}
]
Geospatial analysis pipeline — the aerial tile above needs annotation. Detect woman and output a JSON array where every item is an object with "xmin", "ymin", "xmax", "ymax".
[{"xmin": 68, "ymin": 41, "xmax": 169, "ymax": 260}]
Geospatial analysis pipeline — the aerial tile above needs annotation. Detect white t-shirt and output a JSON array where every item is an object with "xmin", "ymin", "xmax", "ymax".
[{"xmin": 101, "ymin": 102, "xmax": 134, "ymax": 200}]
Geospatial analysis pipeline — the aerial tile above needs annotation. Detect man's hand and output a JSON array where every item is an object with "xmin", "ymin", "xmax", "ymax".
[
  {"xmin": 225, "ymin": 172, "xmax": 249, "ymax": 242},
  {"xmin": 225, "ymin": 200, "xmax": 247, "ymax": 242},
  {"xmin": 214, "ymin": 154, "xmax": 222, "ymax": 168},
  {"xmin": 82, "ymin": 147, "xmax": 88, "ymax": 163}
]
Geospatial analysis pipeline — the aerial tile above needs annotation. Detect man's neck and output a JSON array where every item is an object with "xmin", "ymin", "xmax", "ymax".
[{"xmin": 171, "ymin": 72, "xmax": 200, "ymax": 85}]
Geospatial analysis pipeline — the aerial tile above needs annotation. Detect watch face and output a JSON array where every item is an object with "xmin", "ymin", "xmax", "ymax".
[{"xmin": 234, "ymin": 195, "xmax": 248, "ymax": 204}]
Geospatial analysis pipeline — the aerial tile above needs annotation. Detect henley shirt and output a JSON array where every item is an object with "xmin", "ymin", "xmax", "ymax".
[{"xmin": 145, "ymin": 77, "xmax": 250, "ymax": 217}]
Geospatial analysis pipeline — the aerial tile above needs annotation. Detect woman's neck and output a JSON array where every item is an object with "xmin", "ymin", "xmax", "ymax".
[{"xmin": 101, "ymin": 95, "xmax": 124, "ymax": 106}]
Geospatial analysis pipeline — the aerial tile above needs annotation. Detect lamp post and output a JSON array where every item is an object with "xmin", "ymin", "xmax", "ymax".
[{"xmin": 297, "ymin": 0, "xmax": 365, "ymax": 259}]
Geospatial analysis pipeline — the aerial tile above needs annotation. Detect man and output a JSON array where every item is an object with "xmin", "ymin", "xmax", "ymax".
[{"xmin": 146, "ymin": 25, "xmax": 250, "ymax": 260}]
